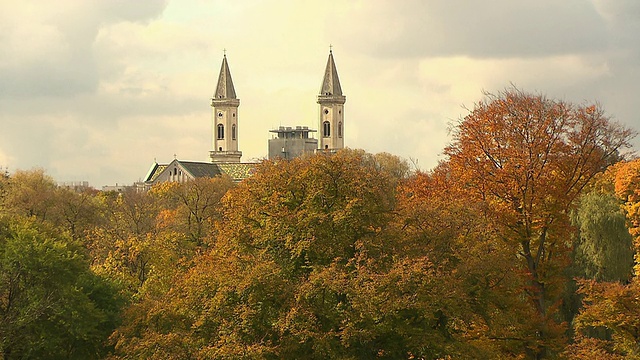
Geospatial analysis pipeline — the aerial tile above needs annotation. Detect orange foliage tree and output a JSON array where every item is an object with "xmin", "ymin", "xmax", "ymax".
[
  {"xmin": 111, "ymin": 150, "xmax": 520, "ymax": 359},
  {"xmin": 443, "ymin": 88, "xmax": 634, "ymax": 358}
]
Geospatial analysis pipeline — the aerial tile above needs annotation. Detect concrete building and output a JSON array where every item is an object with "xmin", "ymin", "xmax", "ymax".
[{"xmin": 268, "ymin": 126, "xmax": 318, "ymax": 160}]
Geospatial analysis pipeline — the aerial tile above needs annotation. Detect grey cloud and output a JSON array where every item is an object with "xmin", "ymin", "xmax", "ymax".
[
  {"xmin": 0, "ymin": 57, "xmax": 98, "ymax": 98},
  {"xmin": 0, "ymin": 90, "xmax": 205, "ymax": 127},
  {"xmin": 333, "ymin": 0, "xmax": 609, "ymax": 59},
  {"xmin": 0, "ymin": 1, "xmax": 168, "ymax": 98}
]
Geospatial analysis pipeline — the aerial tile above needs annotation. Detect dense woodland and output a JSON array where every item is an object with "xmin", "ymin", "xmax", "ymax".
[{"xmin": 2, "ymin": 88, "xmax": 640, "ymax": 359}]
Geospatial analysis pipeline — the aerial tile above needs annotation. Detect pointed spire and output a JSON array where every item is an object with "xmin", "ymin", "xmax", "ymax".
[
  {"xmin": 319, "ymin": 49, "xmax": 343, "ymax": 97},
  {"xmin": 214, "ymin": 54, "xmax": 237, "ymax": 99}
]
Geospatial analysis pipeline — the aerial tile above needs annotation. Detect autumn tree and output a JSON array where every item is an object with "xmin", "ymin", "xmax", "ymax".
[
  {"xmin": 88, "ymin": 188, "xmax": 166, "ymax": 294},
  {"xmin": 1, "ymin": 169, "xmax": 57, "ymax": 221},
  {"xmin": 444, "ymin": 88, "xmax": 635, "ymax": 358},
  {"xmin": 53, "ymin": 187, "xmax": 102, "ymax": 241},
  {"xmin": 151, "ymin": 176, "xmax": 235, "ymax": 246},
  {"xmin": 111, "ymin": 150, "xmax": 488, "ymax": 359}
]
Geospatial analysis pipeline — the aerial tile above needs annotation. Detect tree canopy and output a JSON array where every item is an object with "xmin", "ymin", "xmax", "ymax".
[{"xmin": 1, "ymin": 87, "xmax": 638, "ymax": 359}]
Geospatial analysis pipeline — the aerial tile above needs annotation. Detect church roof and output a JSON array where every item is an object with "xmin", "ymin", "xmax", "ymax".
[
  {"xmin": 180, "ymin": 161, "xmax": 223, "ymax": 178},
  {"xmin": 217, "ymin": 163, "xmax": 256, "ymax": 182},
  {"xmin": 213, "ymin": 55, "xmax": 237, "ymax": 99},
  {"xmin": 145, "ymin": 163, "xmax": 167, "ymax": 182},
  {"xmin": 144, "ymin": 160, "xmax": 256, "ymax": 184},
  {"xmin": 319, "ymin": 50, "xmax": 343, "ymax": 96}
]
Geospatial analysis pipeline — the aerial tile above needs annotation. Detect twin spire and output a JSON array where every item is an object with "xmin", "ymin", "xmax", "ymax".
[
  {"xmin": 213, "ymin": 55, "xmax": 237, "ymax": 100},
  {"xmin": 211, "ymin": 48, "xmax": 346, "ymax": 158},
  {"xmin": 213, "ymin": 49, "xmax": 342, "ymax": 100},
  {"xmin": 320, "ymin": 50, "xmax": 343, "ymax": 97}
]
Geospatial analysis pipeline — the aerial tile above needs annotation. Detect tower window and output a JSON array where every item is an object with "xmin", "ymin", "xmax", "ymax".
[
  {"xmin": 324, "ymin": 109, "xmax": 329, "ymax": 115},
  {"xmin": 338, "ymin": 121, "xmax": 343, "ymax": 138},
  {"xmin": 217, "ymin": 124, "xmax": 224, "ymax": 139},
  {"xmin": 219, "ymin": 147, "xmax": 222, "ymax": 151},
  {"xmin": 232, "ymin": 124, "xmax": 237, "ymax": 140},
  {"xmin": 323, "ymin": 121, "xmax": 330, "ymax": 137}
]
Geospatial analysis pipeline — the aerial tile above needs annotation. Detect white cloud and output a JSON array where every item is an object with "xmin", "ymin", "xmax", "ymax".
[{"xmin": 0, "ymin": 0, "xmax": 638, "ymax": 186}]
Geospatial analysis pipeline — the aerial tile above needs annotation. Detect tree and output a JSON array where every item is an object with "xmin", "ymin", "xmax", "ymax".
[
  {"xmin": 0, "ymin": 216, "xmax": 121, "ymax": 359},
  {"xmin": 444, "ymin": 88, "xmax": 635, "ymax": 358},
  {"xmin": 571, "ymin": 191, "xmax": 634, "ymax": 283},
  {"xmin": 151, "ymin": 176, "xmax": 235, "ymax": 246},
  {"xmin": 398, "ymin": 164, "xmax": 539, "ymax": 358},
  {"xmin": 1, "ymin": 169, "xmax": 57, "ymax": 221},
  {"xmin": 111, "ymin": 150, "xmax": 488, "ymax": 359},
  {"xmin": 53, "ymin": 187, "xmax": 101, "ymax": 241},
  {"xmin": 566, "ymin": 159, "xmax": 640, "ymax": 358},
  {"xmin": 88, "ymin": 188, "xmax": 176, "ymax": 296}
]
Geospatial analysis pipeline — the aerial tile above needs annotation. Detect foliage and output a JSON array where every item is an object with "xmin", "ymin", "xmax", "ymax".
[
  {"xmin": 0, "ymin": 216, "xmax": 121, "ymax": 359},
  {"xmin": 111, "ymin": 150, "xmax": 495, "ymax": 359},
  {"xmin": 571, "ymin": 191, "xmax": 633, "ymax": 282},
  {"xmin": 1, "ymin": 168, "xmax": 57, "ymax": 221},
  {"xmin": 444, "ymin": 87, "xmax": 635, "ymax": 357},
  {"xmin": 0, "ymin": 87, "xmax": 637, "ymax": 359},
  {"xmin": 567, "ymin": 159, "xmax": 640, "ymax": 358}
]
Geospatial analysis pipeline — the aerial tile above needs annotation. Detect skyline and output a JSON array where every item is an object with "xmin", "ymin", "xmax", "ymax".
[{"xmin": 1, "ymin": 1, "xmax": 639, "ymax": 187}]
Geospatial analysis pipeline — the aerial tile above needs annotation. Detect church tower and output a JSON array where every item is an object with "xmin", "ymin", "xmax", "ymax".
[
  {"xmin": 317, "ymin": 49, "xmax": 346, "ymax": 151},
  {"xmin": 210, "ymin": 54, "xmax": 242, "ymax": 163}
]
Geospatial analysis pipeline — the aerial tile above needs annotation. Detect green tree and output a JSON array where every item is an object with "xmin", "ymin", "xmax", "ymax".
[
  {"xmin": 0, "ymin": 216, "xmax": 121, "ymax": 359},
  {"xmin": 566, "ymin": 159, "xmax": 640, "ymax": 358},
  {"xmin": 572, "ymin": 191, "xmax": 634, "ymax": 283}
]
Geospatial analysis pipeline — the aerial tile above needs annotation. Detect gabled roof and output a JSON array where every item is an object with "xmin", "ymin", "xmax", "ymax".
[
  {"xmin": 319, "ymin": 50, "xmax": 343, "ymax": 96},
  {"xmin": 144, "ymin": 163, "xmax": 167, "ymax": 182},
  {"xmin": 144, "ymin": 160, "xmax": 256, "ymax": 184},
  {"xmin": 180, "ymin": 161, "xmax": 223, "ymax": 178},
  {"xmin": 213, "ymin": 55, "xmax": 237, "ymax": 99}
]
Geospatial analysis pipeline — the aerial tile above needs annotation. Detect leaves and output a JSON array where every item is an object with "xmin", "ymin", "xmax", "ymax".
[{"xmin": 0, "ymin": 216, "xmax": 121, "ymax": 359}]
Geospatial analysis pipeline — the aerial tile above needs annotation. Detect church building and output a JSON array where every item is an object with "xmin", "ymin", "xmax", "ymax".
[{"xmin": 142, "ymin": 49, "xmax": 346, "ymax": 188}]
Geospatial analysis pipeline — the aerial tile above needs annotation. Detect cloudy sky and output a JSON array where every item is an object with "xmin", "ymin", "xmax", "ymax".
[{"xmin": 1, "ymin": 1, "xmax": 639, "ymax": 187}]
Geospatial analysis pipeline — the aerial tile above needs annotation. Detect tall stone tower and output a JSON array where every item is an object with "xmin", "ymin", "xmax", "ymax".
[
  {"xmin": 317, "ymin": 49, "xmax": 346, "ymax": 151},
  {"xmin": 210, "ymin": 54, "xmax": 242, "ymax": 163}
]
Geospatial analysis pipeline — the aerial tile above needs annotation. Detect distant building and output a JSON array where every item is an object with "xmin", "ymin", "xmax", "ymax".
[
  {"xmin": 268, "ymin": 126, "xmax": 317, "ymax": 160},
  {"xmin": 101, "ymin": 184, "xmax": 130, "ymax": 193},
  {"xmin": 58, "ymin": 181, "xmax": 92, "ymax": 192},
  {"xmin": 143, "ymin": 49, "xmax": 346, "ymax": 188}
]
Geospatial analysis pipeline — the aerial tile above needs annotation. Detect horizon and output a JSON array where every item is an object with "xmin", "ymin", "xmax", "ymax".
[{"xmin": 1, "ymin": 1, "xmax": 639, "ymax": 187}]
